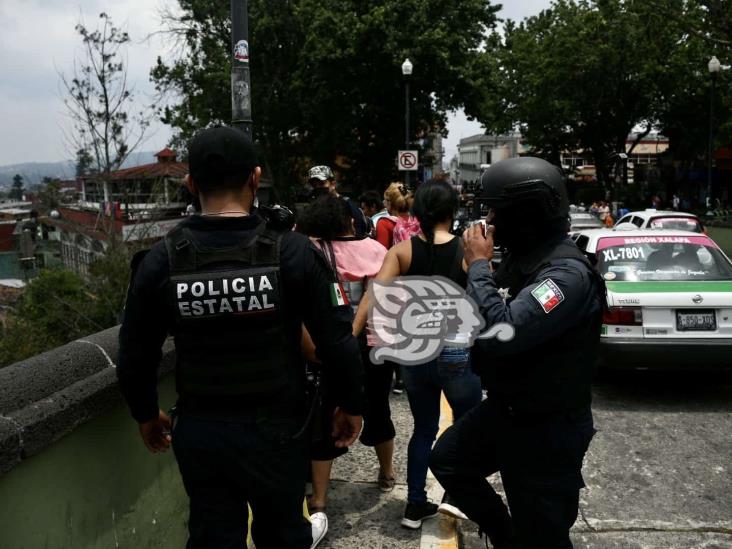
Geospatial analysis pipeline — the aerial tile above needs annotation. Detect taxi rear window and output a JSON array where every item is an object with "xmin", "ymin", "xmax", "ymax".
[
  {"xmin": 596, "ymin": 235, "xmax": 732, "ymax": 281},
  {"xmin": 648, "ymin": 216, "xmax": 702, "ymax": 233}
]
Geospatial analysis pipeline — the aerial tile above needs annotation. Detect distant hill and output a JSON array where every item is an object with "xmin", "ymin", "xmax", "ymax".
[{"xmin": 0, "ymin": 151, "xmax": 157, "ymax": 188}]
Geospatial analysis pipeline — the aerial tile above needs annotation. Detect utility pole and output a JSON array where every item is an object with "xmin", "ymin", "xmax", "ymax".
[
  {"xmin": 402, "ymin": 59, "xmax": 413, "ymax": 188},
  {"xmin": 231, "ymin": 0, "xmax": 253, "ymax": 137}
]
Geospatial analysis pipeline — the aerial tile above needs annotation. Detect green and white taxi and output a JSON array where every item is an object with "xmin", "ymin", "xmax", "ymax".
[{"xmin": 572, "ymin": 228, "xmax": 732, "ymax": 370}]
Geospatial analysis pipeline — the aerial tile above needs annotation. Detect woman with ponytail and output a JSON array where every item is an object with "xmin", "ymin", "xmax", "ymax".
[
  {"xmin": 375, "ymin": 182, "xmax": 413, "ymax": 249},
  {"xmin": 353, "ymin": 179, "xmax": 482, "ymax": 530}
]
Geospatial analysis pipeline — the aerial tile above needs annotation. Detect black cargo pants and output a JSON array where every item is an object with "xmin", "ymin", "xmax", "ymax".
[
  {"xmin": 429, "ymin": 399, "xmax": 595, "ymax": 549},
  {"xmin": 172, "ymin": 413, "xmax": 311, "ymax": 549}
]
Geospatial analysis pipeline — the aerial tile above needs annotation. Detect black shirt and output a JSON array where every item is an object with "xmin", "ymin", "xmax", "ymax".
[
  {"xmin": 406, "ymin": 236, "xmax": 467, "ymax": 287},
  {"xmin": 117, "ymin": 214, "xmax": 363, "ymax": 423}
]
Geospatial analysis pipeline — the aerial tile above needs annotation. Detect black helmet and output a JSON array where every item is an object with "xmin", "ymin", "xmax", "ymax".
[{"xmin": 478, "ymin": 157, "xmax": 569, "ymax": 221}]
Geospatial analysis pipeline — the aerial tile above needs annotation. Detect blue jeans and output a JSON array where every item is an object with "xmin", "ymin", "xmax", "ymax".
[{"xmin": 400, "ymin": 347, "xmax": 482, "ymax": 504}]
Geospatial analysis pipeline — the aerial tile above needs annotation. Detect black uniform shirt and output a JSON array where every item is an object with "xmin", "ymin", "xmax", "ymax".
[
  {"xmin": 117, "ymin": 214, "xmax": 363, "ymax": 423},
  {"xmin": 467, "ymin": 254, "xmax": 601, "ymax": 357}
]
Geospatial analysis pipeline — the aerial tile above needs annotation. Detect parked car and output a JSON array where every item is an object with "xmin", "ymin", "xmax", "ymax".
[
  {"xmin": 572, "ymin": 228, "xmax": 732, "ymax": 370},
  {"xmin": 615, "ymin": 210, "xmax": 704, "ymax": 233}
]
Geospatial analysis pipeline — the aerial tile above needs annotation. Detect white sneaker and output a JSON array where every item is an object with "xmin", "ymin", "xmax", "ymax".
[
  {"xmin": 310, "ymin": 511, "xmax": 328, "ymax": 548},
  {"xmin": 438, "ymin": 495, "xmax": 468, "ymax": 520}
]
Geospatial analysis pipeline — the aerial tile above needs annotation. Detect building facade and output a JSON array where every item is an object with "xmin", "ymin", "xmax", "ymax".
[
  {"xmin": 47, "ymin": 149, "xmax": 189, "ymax": 277},
  {"xmin": 456, "ymin": 133, "xmax": 524, "ymax": 183}
]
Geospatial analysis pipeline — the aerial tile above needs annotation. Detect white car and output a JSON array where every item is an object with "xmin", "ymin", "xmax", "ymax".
[
  {"xmin": 615, "ymin": 209, "xmax": 704, "ymax": 233},
  {"xmin": 573, "ymin": 228, "xmax": 732, "ymax": 370}
]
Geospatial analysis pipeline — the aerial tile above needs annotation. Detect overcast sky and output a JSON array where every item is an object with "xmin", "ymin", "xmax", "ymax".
[{"xmin": 0, "ymin": 0, "xmax": 553, "ymax": 167}]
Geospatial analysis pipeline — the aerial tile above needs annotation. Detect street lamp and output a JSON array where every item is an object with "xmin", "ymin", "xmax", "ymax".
[
  {"xmin": 607, "ymin": 151, "xmax": 628, "ymax": 212},
  {"xmin": 402, "ymin": 58, "xmax": 413, "ymax": 187},
  {"xmin": 707, "ymin": 55, "xmax": 721, "ymax": 209}
]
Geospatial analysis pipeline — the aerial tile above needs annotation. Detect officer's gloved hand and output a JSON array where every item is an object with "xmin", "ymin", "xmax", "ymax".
[{"xmin": 259, "ymin": 204, "xmax": 295, "ymax": 231}]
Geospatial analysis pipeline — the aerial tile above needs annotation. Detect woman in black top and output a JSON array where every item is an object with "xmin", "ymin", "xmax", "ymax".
[{"xmin": 354, "ymin": 180, "xmax": 482, "ymax": 529}]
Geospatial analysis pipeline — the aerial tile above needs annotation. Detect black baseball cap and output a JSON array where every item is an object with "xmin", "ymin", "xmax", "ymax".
[{"xmin": 188, "ymin": 126, "xmax": 258, "ymax": 181}]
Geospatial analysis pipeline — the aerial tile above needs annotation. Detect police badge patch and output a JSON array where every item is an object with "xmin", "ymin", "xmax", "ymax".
[{"xmin": 531, "ymin": 279, "xmax": 564, "ymax": 314}]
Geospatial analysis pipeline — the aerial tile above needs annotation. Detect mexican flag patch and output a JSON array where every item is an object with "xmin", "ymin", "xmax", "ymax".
[
  {"xmin": 531, "ymin": 279, "xmax": 564, "ymax": 314},
  {"xmin": 330, "ymin": 282, "xmax": 349, "ymax": 307}
]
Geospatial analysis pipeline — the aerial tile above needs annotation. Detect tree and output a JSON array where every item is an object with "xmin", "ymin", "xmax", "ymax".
[
  {"xmin": 0, "ymin": 269, "xmax": 104, "ymax": 367},
  {"xmin": 60, "ymin": 13, "xmax": 149, "ymax": 179},
  {"xmin": 0, "ymin": 257, "xmax": 135, "ymax": 368},
  {"xmin": 38, "ymin": 178, "xmax": 63, "ymax": 210},
  {"xmin": 10, "ymin": 174, "xmax": 24, "ymax": 201},
  {"xmin": 75, "ymin": 148, "xmax": 95, "ymax": 178},
  {"xmin": 472, "ymin": 0, "xmax": 717, "ymax": 190},
  {"xmin": 151, "ymin": 0, "xmax": 500, "ymax": 195}
]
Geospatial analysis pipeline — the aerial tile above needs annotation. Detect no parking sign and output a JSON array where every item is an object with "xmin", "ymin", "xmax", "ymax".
[{"xmin": 398, "ymin": 150, "xmax": 418, "ymax": 171}]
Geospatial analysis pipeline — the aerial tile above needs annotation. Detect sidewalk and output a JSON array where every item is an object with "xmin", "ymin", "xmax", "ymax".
[
  {"xmin": 319, "ymin": 391, "xmax": 460, "ymax": 549},
  {"xmin": 319, "ymin": 392, "xmax": 421, "ymax": 548}
]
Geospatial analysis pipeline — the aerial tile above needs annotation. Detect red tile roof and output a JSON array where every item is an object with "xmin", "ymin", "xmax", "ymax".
[
  {"xmin": 155, "ymin": 148, "xmax": 177, "ymax": 159},
  {"xmin": 110, "ymin": 161, "xmax": 188, "ymax": 180}
]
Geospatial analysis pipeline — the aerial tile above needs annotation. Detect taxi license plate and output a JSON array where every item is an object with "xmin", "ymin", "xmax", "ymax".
[{"xmin": 676, "ymin": 310, "xmax": 716, "ymax": 331}]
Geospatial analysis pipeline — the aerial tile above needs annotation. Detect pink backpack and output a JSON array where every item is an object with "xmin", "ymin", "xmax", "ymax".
[{"xmin": 392, "ymin": 215, "xmax": 421, "ymax": 245}]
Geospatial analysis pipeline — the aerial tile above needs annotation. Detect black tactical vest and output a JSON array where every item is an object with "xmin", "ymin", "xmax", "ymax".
[
  {"xmin": 165, "ymin": 221, "xmax": 293, "ymax": 399},
  {"xmin": 481, "ymin": 238, "xmax": 606, "ymax": 413}
]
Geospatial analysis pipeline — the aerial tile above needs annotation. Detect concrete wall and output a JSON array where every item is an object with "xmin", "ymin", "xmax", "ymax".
[
  {"xmin": 0, "ymin": 327, "xmax": 187, "ymax": 548},
  {"xmin": 0, "ymin": 326, "xmax": 175, "ymax": 476}
]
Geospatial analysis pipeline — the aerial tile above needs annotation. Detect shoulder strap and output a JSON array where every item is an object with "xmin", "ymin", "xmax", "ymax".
[
  {"xmin": 316, "ymin": 239, "xmax": 340, "ymax": 282},
  {"xmin": 255, "ymin": 227, "xmax": 284, "ymax": 265},
  {"xmin": 165, "ymin": 226, "xmax": 194, "ymax": 273},
  {"xmin": 165, "ymin": 220, "xmax": 273, "ymax": 274}
]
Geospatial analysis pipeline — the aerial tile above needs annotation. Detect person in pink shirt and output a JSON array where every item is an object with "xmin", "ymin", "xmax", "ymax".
[{"xmin": 297, "ymin": 195, "xmax": 395, "ymax": 545}]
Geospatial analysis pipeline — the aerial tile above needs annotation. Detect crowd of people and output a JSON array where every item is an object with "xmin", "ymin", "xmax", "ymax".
[
  {"xmin": 298, "ymin": 168, "xmax": 482, "ymax": 541},
  {"xmin": 117, "ymin": 127, "xmax": 603, "ymax": 549}
]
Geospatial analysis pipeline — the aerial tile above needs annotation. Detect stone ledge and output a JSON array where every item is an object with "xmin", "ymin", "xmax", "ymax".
[{"xmin": 0, "ymin": 326, "xmax": 175, "ymax": 476}]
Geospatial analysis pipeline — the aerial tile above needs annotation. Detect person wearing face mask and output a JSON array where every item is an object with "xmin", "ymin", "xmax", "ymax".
[
  {"xmin": 307, "ymin": 165, "xmax": 369, "ymax": 237},
  {"xmin": 429, "ymin": 157, "xmax": 605, "ymax": 549},
  {"xmin": 117, "ymin": 129, "xmax": 364, "ymax": 549}
]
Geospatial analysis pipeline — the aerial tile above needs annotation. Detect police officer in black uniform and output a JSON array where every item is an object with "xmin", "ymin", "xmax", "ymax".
[
  {"xmin": 117, "ymin": 126, "xmax": 363, "ymax": 549},
  {"xmin": 429, "ymin": 157, "xmax": 604, "ymax": 548}
]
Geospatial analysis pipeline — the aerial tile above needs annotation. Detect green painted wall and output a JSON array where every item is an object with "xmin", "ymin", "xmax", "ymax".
[{"xmin": 0, "ymin": 376, "xmax": 189, "ymax": 549}]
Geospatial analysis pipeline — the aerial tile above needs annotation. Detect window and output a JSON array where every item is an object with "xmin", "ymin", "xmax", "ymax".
[
  {"xmin": 575, "ymin": 235, "xmax": 590, "ymax": 251},
  {"xmin": 631, "ymin": 217, "xmax": 644, "ymax": 227}
]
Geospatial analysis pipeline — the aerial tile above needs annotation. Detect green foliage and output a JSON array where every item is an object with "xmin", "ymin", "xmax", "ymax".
[
  {"xmin": 0, "ymin": 247, "xmax": 135, "ymax": 367},
  {"xmin": 10, "ymin": 174, "xmax": 24, "ymax": 200},
  {"xmin": 75, "ymin": 148, "xmax": 95, "ymax": 178},
  {"xmin": 473, "ymin": 0, "xmax": 731, "ymax": 187},
  {"xmin": 87, "ymin": 244, "xmax": 134, "ymax": 327},
  {"xmin": 152, "ymin": 0, "xmax": 500, "ymax": 195},
  {"xmin": 0, "ymin": 270, "xmax": 100, "ymax": 366},
  {"xmin": 38, "ymin": 178, "xmax": 63, "ymax": 209}
]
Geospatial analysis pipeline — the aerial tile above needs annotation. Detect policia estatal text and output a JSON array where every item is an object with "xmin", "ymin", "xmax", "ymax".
[{"xmin": 117, "ymin": 126, "xmax": 363, "ymax": 549}]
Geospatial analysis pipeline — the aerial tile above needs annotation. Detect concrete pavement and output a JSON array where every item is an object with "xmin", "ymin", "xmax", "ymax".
[
  {"xmin": 461, "ymin": 372, "xmax": 732, "ymax": 549},
  {"xmin": 320, "ymin": 372, "xmax": 732, "ymax": 549},
  {"xmin": 320, "ymin": 391, "xmax": 421, "ymax": 548}
]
